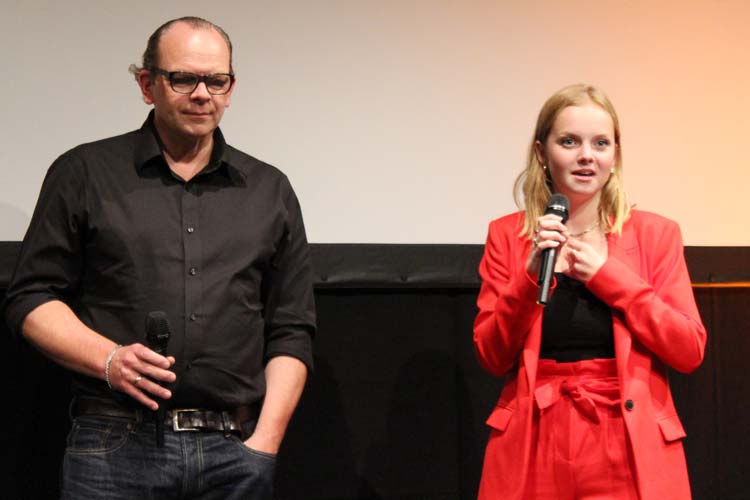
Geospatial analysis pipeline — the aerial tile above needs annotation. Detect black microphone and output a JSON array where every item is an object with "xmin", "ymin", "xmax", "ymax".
[
  {"xmin": 537, "ymin": 194, "xmax": 569, "ymax": 305},
  {"xmin": 145, "ymin": 311, "xmax": 171, "ymax": 447}
]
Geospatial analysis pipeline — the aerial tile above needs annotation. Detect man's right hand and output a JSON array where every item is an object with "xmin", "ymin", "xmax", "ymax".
[
  {"xmin": 107, "ymin": 343, "xmax": 176, "ymax": 410},
  {"xmin": 21, "ymin": 301, "xmax": 177, "ymax": 411}
]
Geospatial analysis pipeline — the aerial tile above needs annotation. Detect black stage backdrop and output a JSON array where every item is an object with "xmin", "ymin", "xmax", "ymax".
[{"xmin": 1, "ymin": 242, "xmax": 748, "ymax": 500}]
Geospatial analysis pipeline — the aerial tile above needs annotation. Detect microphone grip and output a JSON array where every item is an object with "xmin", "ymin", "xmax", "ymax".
[
  {"xmin": 149, "ymin": 343, "xmax": 167, "ymax": 357},
  {"xmin": 537, "ymin": 247, "xmax": 557, "ymax": 305},
  {"xmin": 151, "ymin": 348, "xmax": 166, "ymax": 448},
  {"xmin": 145, "ymin": 325, "xmax": 169, "ymax": 448},
  {"xmin": 147, "ymin": 340, "xmax": 167, "ymax": 448}
]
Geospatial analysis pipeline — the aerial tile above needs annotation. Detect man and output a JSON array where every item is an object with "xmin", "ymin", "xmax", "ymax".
[{"xmin": 4, "ymin": 16, "xmax": 315, "ymax": 499}]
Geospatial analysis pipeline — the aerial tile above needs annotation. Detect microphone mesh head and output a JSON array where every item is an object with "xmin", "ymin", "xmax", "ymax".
[
  {"xmin": 145, "ymin": 311, "xmax": 170, "ymax": 336},
  {"xmin": 544, "ymin": 194, "xmax": 570, "ymax": 223}
]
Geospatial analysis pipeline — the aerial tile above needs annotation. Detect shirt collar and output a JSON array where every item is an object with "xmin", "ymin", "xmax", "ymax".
[{"xmin": 134, "ymin": 110, "xmax": 229, "ymax": 177}]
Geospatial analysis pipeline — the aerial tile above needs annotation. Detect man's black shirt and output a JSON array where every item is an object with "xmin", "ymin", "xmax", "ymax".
[{"xmin": 4, "ymin": 113, "xmax": 316, "ymax": 409}]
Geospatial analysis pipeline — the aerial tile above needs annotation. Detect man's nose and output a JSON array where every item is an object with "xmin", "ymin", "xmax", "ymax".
[{"xmin": 191, "ymin": 81, "xmax": 211, "ymax": 100}]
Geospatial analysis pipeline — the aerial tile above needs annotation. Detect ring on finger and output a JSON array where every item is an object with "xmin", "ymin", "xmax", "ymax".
[{"xmin": 133, "ymin": 375, "xmax": 143, "ymax": 386}]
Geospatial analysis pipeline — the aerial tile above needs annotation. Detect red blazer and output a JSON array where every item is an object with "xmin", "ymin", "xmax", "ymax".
[{"xmin": 474, "ymin": 210, "xmax": 707, "ymax": 500}]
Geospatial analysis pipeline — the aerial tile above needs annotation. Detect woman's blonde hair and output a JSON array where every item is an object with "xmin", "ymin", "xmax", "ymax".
[{"xmin": 513, "ymin": 84, "xmax": 630, "ymax": 239}]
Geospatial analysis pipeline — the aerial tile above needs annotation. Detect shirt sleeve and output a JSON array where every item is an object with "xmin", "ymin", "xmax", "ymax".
[
  {"xmin": 260, "ymin": 177, "xmax": 316, "ymax": 373},
  {"xmin": 3, "ymin": 151, "xmax": 87, "ymax": 338}
]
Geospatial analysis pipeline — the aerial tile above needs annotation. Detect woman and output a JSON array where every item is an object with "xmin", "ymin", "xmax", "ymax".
[{"xmin": 473, "ymin": 84, "xmax": 706, "ymax": 499}]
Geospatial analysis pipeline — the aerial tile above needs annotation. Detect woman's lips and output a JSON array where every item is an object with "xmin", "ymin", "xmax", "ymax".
[{"xmin": 572, "ymin": 169, "xmax": 594, "ymax": 178}]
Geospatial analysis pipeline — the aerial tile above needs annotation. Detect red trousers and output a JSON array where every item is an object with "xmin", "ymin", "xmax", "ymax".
[{"xmin": 523, "ymin": 358, "xmax": 639, "ymax": 500}]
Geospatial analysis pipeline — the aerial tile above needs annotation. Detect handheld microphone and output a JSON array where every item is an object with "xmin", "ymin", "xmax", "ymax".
[
  {"xmin": 537, "ymin": 194, "xmax": 569, "ymax": 305},
  {"xmin": 145, "ymin": 311, "xmax": 171, "ymax": 447}
]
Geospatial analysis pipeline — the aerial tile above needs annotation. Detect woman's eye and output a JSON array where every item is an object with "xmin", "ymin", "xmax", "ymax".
[
  {"xmin": 560, "ymin": 137, "xmax": 575, "ymax": 146},
  {"xmin": 596, "ymin": 139, "xmax": 611, "ymax": 148}
]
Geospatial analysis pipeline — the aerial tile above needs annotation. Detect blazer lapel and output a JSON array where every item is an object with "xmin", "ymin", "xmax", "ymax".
[
  {"xmin": 523, "ymin": 315, "xmax": 542, "ymax": 391},
  {"xmin": 607, "ymin": 227, "xmax": 639, "ymax": 392}
]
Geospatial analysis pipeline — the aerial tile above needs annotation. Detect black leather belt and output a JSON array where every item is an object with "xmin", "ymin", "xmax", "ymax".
[{"xmin": 72, "ymin": 398, "xmax": 257, "ymax": 436}]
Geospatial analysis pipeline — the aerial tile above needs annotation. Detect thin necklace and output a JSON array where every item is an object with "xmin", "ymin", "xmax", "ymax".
[{"xmin": 570, "ymin": 221, "xmax": 600, "ymax": 238}]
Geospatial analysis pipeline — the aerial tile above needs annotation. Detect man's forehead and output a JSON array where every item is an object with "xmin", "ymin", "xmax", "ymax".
[
  {"xmin": 161, "ymin": 23, "xmax": 223, "ymax": 47},
  {"xmin": 157, "ymin": 23, "xmax": 230, "ymax": 64}
]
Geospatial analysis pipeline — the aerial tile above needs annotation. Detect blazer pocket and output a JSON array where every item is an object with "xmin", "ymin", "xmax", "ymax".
[
  {"xmin": 486, "ymin": 405, "xmax": 513, "ymax": 432},
  {"xmin": 657, "ymin": 414, "xmax": 687, "ymax": 442}
]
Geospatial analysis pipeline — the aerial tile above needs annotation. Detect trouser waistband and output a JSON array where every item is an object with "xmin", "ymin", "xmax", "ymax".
[
  {"xmin": 535, "ymin": 358, "xmax": 620, "ymax": 423},
  {"xmin": 71, "ymin": 397, "xmax": 259, "ymax": 437}
]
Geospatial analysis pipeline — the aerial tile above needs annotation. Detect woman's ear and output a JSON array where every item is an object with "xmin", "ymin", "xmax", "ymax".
[{"xmin": 534, "ymin": 140, "xmax": 546, "ymax": 166}]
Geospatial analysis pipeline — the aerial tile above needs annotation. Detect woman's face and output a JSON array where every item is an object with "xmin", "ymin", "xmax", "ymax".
[{"xmin": 536, "ymin": 103, "xmax": 617, "ymax": 206}]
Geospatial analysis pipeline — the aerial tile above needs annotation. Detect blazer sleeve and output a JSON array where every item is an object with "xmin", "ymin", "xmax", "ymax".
[
  {"xmin": 586, "ymin": 218, "xmax": 706, "ymax": 373},
  {"xmin": 473, "ymin": 217, "xmax": 544, "ymax": 377}
]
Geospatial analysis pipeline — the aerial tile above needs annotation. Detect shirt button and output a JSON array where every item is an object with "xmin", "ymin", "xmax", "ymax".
[
  {"xmin": 189, "ymin": 313, "xmax": 197, "ymax": 321},
  {"xmin": 187, "ymin": 226, "xmax": 195, "ymax": 234},
  {"xmin": 624, "ymin": 399, "xmax": 634, "ymax": 411},
  {"xmin": 189, "ymin": 267, "xmax": 197, "ymax": 276}
]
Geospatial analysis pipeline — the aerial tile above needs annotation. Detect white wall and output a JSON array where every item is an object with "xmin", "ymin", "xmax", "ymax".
[{"xmin": 1, "ymin": 0, "xmax": 748, "ymax": 245}]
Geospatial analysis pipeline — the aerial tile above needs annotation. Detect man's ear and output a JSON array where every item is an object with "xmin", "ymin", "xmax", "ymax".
[
  {"xmin": 224, "ymin": 76, "xmax": 236, "ymax": 108},
  {"xmin": 136, "ymin": 70, "xmax": 155, "ymax": 105}
]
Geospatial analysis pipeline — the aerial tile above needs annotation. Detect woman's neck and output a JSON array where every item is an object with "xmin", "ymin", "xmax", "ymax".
[{"xmin": 566, "ymin": 195, "xmax": 600, "ymax": 234}]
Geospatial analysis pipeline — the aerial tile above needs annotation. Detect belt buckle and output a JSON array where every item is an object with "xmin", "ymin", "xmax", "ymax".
[{"xmin": 172, "ymin": 409, "xmax": 201, "ymax": 432}]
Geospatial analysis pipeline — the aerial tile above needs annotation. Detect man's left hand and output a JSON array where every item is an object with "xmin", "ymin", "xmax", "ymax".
[{"xmin": 244, "ymin": 431, "xmax": 280, "ymax": 456}]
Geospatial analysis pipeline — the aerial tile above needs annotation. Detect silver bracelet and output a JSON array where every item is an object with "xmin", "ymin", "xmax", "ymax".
[{"xmin": 104, "ymin": 344, "xmax": 123, "ymax": 389}]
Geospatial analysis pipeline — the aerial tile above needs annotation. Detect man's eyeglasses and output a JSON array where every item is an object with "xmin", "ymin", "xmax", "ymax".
[{"xmin": 151, "ymin": 68, "xmax": 235, "ymax": 95}]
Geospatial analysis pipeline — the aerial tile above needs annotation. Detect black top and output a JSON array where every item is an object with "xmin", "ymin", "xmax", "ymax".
[
  {"xmin": 540, "ymin": 273, "xmax": 614, "ymax": 362},
  {"xmin": 4, "ymin": 112, "xmax": 316, "ymax": 409}
]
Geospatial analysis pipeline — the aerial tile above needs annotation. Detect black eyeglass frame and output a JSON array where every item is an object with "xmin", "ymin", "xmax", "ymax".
[{"xmin": 150, "ymin": 67, "xmax": 235, "ymax": 95}]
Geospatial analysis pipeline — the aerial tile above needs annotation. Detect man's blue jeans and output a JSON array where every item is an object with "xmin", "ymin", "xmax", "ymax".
[{"xmin": 60, "ymin": 415, "xmax": 276, "ymax": 499}]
